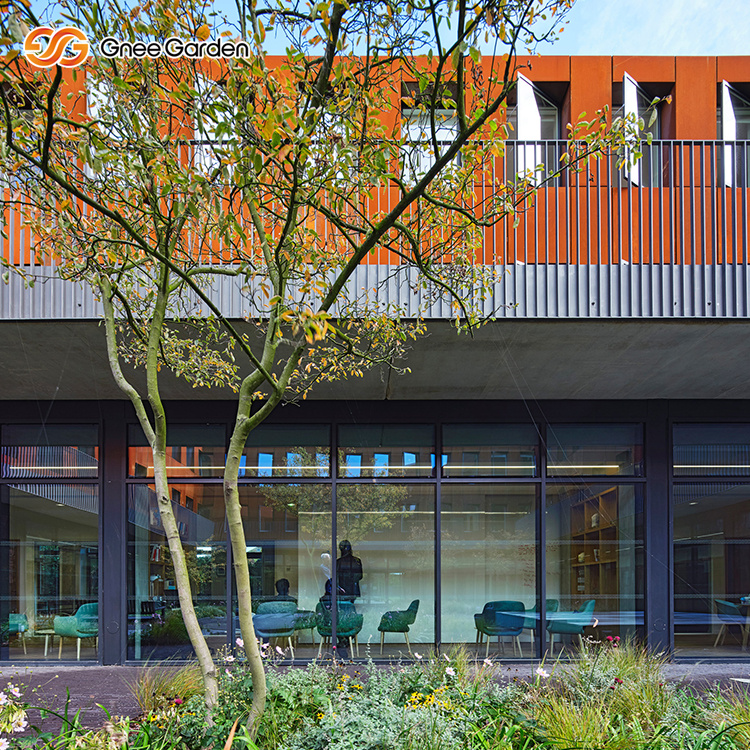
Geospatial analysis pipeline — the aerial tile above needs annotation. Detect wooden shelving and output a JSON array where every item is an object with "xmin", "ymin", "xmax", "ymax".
[{"xmin": 570, "ymin": 488, "xmax": 618, "ymax": 606}]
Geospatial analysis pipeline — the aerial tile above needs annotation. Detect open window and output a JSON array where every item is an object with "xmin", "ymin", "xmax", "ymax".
[
  {"xmin": 401, "ymin": 82, "xmax": 460, "ymax": 183},
  {"xmin": 719, "ymin": 81, "xmax": 750, "ymax": 187},
  {"xmin": 506, "ymin": 74, "xmax": 560, "ymax": 185},
  {"xmin": 621, "ymin": 72, "xmax": 661, "ymax": 187}
]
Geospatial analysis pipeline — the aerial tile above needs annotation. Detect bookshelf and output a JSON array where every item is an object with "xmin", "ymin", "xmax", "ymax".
[{"xmin": 570, "ymin": 487, "xmax": 618, "ymax": 607}]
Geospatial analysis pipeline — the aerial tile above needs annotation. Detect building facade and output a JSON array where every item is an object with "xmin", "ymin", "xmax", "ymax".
[{"xmin": 2, "ymin": 55, "xmax": 750, "ymax": 663}]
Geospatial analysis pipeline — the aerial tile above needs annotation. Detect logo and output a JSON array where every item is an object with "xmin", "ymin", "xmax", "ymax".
[{"xmin": 23, "ymin": 26, "xmax": 90, "ymax": 68}]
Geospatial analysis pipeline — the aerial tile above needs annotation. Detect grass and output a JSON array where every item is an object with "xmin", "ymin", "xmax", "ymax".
[{"xmin": 125, "ymin": 658, "xmax": 204, "ymax": 715}]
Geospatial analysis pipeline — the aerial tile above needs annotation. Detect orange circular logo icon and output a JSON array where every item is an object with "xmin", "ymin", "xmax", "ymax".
[{"xmin": 23, "ymin": 26, "xmax": 90, "ymax": 68}]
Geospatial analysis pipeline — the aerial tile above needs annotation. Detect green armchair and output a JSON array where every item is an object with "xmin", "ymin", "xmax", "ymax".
[
  {"xmin": 54, "ymin": 603, "xmax": 98, "ymax": 660},
  {"xmin": 315, "ymin": 602, "xmax": 364, "ymax": 658},
  {"xmin": 377, "ymin": 600, "xmax": 419, "ymax": 654},
  {"xmin": 8, "ymin": 614, "xmax": 28, "ymax": 655}
]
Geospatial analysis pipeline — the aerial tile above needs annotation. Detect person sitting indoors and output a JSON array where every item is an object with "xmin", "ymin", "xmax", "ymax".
[{"xmin": 273, "ymin": 578, "xmax": 297, "ymax": 603}]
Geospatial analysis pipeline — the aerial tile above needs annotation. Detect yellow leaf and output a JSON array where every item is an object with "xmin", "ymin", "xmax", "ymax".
[{"xmin": 196, "ymin": 24, "xmax": 211, "ymax": 41}]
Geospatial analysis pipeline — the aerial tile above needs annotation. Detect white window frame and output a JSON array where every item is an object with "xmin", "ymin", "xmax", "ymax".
[
  {"xmin": 402, "ymin": 108, "xmax": 459, "ymax": 183},
  {"xmin": 721, "ymin": 81, "xmax": 750, "ymax": 188}
]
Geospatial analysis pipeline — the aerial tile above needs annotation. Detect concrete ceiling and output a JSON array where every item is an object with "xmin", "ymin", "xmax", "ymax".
[{"xmin": 2, "ymin": 319, "xmax": 750, "ymax": 401}]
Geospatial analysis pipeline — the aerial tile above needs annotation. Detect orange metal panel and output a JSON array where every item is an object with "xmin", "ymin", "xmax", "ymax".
[
  {"xmin": 675, "ymin": 57, "xmax": 716, "ymax": 139},
  {"xmin": 570, "ymin": 57, "xmax": 611, "ymax": 129},
  {"xmin": 612, "ymin": 56, "xmax": 675, "ymax": 83}
]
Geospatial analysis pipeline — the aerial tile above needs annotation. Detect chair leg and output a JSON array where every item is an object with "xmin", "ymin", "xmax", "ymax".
[
  {"xmin": 317, "ymin": 638, "xmax": 323, "ymax": 659},
  {"xmin": 714, "ymin": 624, "xmax": 726, "ymax": 648},
  {"xmin": 578, "ymin": 633, "xmax": 583, "ymax": 650},
  {"xmin": 404, "ymin": 632, "xmax": 411, "ymax": 655},
  {"xmin": 288, "ymin": 637, "xmax": 294, "ymax": 660},
  {"xmin": 485, "ymin": 637, "xmax": 490, "ymax": 659},
  {"xmin": 549, "ymin": 633, "xmax": 554, "ymax": 654},
  {"xmin": 77, "ymin": 637, "xmax": 81, "ymax": 661},
  {"xmin": 515, "ymin": 636, "xmax": 522, "ymax": 657},
  {"xmin": 21, "ymin": 632, "xmax": 27, "ymax": 656},
  {"xmin": 743, "ymin": 625, "xmax": 749, "ymax": 651},
  {"xmin": 58, "ymin": 636, "xmax": 63, "ymax": 659},
  {"xmin": 380, "ymin": 631, "xmax": 384, "ymax": 655}
]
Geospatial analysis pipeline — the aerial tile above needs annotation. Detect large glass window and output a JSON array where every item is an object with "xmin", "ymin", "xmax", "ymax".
[
  {"xmin": 546, "ymin": 484, "xmax": 644, "ymax": 654},
  {"xmin": 442, "ymin": 424, "xmax": 538, "ymax": 477},
  {"xmin": 338, "ymin": 425, "xmax": 434, "ymax": 478},
  {"xmin": 127, "ymin": 484, "xmax": 227, "ymax": 660},
  {"xmin": 441, "ymin": 485, "xmax": 537, "ymax": 658},
  {"xmin": 2, "ymin": 484, "xmax": 99, "ymax": 660},
  {"xmin": 128, "ymin": 425, "xmax": 225, "ymax": 478},
  {"xmin": 2, "ymin": 425, "xmax": 98, "ymax": 479},
  {"xmin": 674, "ymin": 424, "xmax": 750, "ymax": 477},
  {"xmin": 673, "ymin": 483, "xmax": 750, "ymax": 657},
  {"xmin": 242, "ymin": 425, "xmax": 330, "ymax": 478},
  {"xmin": 238, "ymin": 484, "xmax": 331, "ymax": 660},
  {"xmin": 337, "ymin": 485, "xmax": 434, "ymax": 656},
  {"xmin": 547, "ymin": 424, "xmax": 644, "ymax": 477}
]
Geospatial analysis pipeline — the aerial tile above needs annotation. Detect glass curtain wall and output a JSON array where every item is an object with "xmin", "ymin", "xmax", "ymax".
[
  {"xmin": 441, "ymin": 484, "xmax": 537, "ymax": 658},
  {"xmin": 237, "ymin": 484, "xmax": 331, "ymax": 660},
  {"xmin": 673, "ymin": 425, "xmax": 750, "ymax": 657},
  {"xmin": 127, "ymin": 484, "xmax": 227, "ymax": 660},
  {"xmin": 1, "ymin": 425, "xmax": 99, "ymax": 661}
]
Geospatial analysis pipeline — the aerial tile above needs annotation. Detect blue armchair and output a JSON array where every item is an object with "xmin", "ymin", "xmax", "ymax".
[
  {"xmin": 54, "ymin": 603, "xmax": 98, "ymax": 660},
  {"xmin": 252, "ymin": 601, "xmax": 298, "ymax": 659},
  {"xmin": 474, "ymin": 601, "xmax": 526, "ymax": 658},
  {"xmin": 546, "ymin": 599, "xmax": 595, "ymax": 653}
]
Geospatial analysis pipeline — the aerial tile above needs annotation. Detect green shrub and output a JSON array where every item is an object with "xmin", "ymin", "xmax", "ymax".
[{"xmin": 126, "ymin": 659, "xmax": 204, "ymax": 715}]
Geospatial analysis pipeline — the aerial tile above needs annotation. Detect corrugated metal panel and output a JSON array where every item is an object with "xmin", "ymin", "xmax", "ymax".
[{"xmin": 2, "ymin": 263, "xmax": 750, "ymax": 319}]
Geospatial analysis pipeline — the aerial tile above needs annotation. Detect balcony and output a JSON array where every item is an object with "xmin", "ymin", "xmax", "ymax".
[{"xmin": 1, "ymin": 140, "xmax": 750, "ymax": 320}]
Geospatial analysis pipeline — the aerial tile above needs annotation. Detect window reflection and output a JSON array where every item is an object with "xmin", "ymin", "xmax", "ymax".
[
  {"xmin": 441, "ymin": 485, "xmax": 537, "ymax": 658},
  {"xmin": 127, "ymin": 484, "xmax": 227, "ymax": 660},
  {"xmin": 547, "ymin": 424, "xmax": 644, "ymax": 477},
  {"xmin": 546, "ymin": 484, "xmax": 644, "ymax": 654},
  {"xmin": 2, "ymin": 425, "xmax": 98, "ymax": 479},
  {"xmin": 3, "ymin": 484, "xmax": 99, "ymax": 660},
  {"xmin": 338, "ymin": 425, "xmax": 433, "ymax": 478},
  {"xmin": 128, "ymin": 425, "xmax": 225, "ymax": 478},
  {"xmin": 674, "ymin": 483, "xmax": 750, "ymax": 657},
  {"xmin": 674, "ymin": 424, "xmax": 750, "ymax": 477},
  {"xmin": 242, "ymin": 425, "xmax": 330, "ymax": 478},
  {"xmin": 442, "ymin": 425, "xmax": 538, "ymax": 477},
  {"xmin": 337, "ymin": 485, "xmax": 434, "ymax": 656}
]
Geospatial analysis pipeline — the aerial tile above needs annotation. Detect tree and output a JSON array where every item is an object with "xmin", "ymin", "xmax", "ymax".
[{"xmin": 0, "ymin": 0, "xmax": 646, "ymax": 734}]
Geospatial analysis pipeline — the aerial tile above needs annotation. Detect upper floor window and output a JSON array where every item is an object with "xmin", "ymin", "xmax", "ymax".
[
  {"xmin": 619, "ymin": 72, "xmax": 662, "ymax": 187},
  {"xmin": 506, "ymin": 75, "xmax": 561, "ymax": 185},
  {"xmin": 719, "ymin": 81, "xmax": 750, "ymax": 187},
  {"xmin": 401, "ymin": 82, "xmax": 459, "ymax": 183}
]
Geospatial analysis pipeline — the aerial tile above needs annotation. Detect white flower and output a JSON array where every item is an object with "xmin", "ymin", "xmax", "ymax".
[
  {"xmin": 8, "ymin": 686, "xmax": 20, "ymax": 699},
  {"xmin": 483, "ymin": 658, "xmax": 492, "ymax": 666},
  {"xmin": 225, "ymin": 655, "xmax": 235, "ymax": 663},
  {"xmin": 535, "ymin": 666, "xmax": 550, "ymax": 679},
  {"xmin": 275, "ymin": 646, "xmax": 284, "ymax": 656},
  {"xmin": 414, "ymin": 652, "xmax": 422, "ymax": 660},
  {"xmin": 445, "ymin": 667, "xmax": 456, "ymax": 677},
  {"xmin": 225, "ymin": 669, "xmax": 233, "ymax": 677},
  {"xmin": 443, "ymin": 653, "xmax": 450, "ymax": 662},
  {"xmin": 235, "ymin": 638, "xmax": 244, "ymax": 648},
  {"xmin": 12, "ymin": 717, "xmax": 28, "ymax": 733},
  {"xmin": 0, "ymin": 737, "xmax": 9, "ymax": 749},
  {"xmin": 0, "ymin": 693, "xmax": 8, "ymax": 706}
]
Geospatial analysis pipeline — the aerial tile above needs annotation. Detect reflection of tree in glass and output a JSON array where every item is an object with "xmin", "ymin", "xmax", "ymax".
[{"xmin": 162, "ymin": 544, "xmax": 225, "ymax": 597}]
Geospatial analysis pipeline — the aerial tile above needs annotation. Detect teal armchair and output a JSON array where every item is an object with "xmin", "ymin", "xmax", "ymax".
[
  {"xmin": 522, "ymin": 599, "xmax": 559, "ymax": 651},
  {"xmin": 377, "ymin": 600, "xmax": 420, "ymax": 654},
  {"xmin": 8, "ymin": 613, "xmax": 28, "ymax": 655},
  {"xmin": 54, "ymin": 603, "xmax": 98, "ymax": 660},
  {"xmin": 474, "ymin": 601, "xmax": 525, "ymax": 658},
  {"xmin": 546, "ymin": 599, "xmax": 595, "ymax": 653}
]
